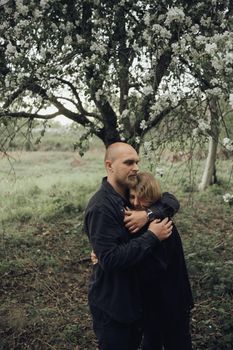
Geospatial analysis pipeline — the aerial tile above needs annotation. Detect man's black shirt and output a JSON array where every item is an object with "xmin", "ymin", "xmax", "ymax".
[{"xmin": 84, "ymin": 177, "xmax": 182, "ymax": 323}]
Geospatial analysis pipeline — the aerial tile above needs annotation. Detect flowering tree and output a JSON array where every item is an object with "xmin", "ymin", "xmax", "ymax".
[{"xmin": 0, "ymin": 0, "xmax": 233, "ymax": 186}]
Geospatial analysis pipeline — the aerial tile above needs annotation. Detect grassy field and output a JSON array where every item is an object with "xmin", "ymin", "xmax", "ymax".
[{"xmin": 0, "ymin": 146, "xmax": 233, "ymax": 349}]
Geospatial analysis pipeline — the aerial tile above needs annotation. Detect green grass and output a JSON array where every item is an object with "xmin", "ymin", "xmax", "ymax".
[
  {"xmin": 0, "ymin": 146, "xmax": 233, "ymax": 349},
  {"xmin": 0, "ymin": 148, "xmax": 105, "ymax": 225}
]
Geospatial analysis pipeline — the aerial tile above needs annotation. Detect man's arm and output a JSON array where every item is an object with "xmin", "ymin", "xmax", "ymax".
[
  {"xmin": 124, "ymin": 192, "xmax": 180, "ymax": 233},
  {"xmin": 86, "ymin": 206, "xmax": 172, "ymax": 272}
]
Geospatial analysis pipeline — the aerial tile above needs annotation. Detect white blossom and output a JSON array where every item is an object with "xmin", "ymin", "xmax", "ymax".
[
  {"xmin": 210, "ymin": 78, "xmax": 219, "ymax": 86},
  {"xmin": 229, "ymin": 94, "xmax": 233, "ymax": 109},
  {"xmin": 0, "ymin": 22, "xmax": 7, "ymax": 30},
  {"xmin": 160, "ymin": 27, "xmax": 172, "ymax": 39},
  {"xmin": 223, "ymin": 193, "xmax": 233, "ymax": 203},
  {"xmin": 76, "ymin": 34, "xmax": 85, "ymax": 44},
  {"xmin": 143, "ymin": 13, "xmax": 150, "ymax": 26},
  {"xmin": 200, "ymin": 16, "xmax": 211, "ymax": 27},
  {"xmin": 14, "ymin": 11, "xmax": 19, "ymax": 20},
  {"xmin": 143, "ymin": 85, "xmax": 153, "ymax": 96},
  {"xmin": 150, "ymin": 103, "xmax": 163, "ymax": 117},
  {"xmin": 140, "ymin": 120, "xmax": 147, "ymax": 130},
  {"xmin": 142, "ymin": 31, "xmax": 152, "ymax": 45},
  {"xmin": 59, "ymin": 23, "xmax": 66, "ymax": 31},
  {"xmin": 5, "ymin": 79, "xmax": 10, "ymax": 88},
  {"xmin": 40, "ymin": 0, "xmax": 50, "ymax": 9},
  {"xmin": 121, "ymin": 109, "xmax": 129, "ymax": 119},
  {"xmin": 127, "ymin": 28, "xmax": 134, "ymax": 39},
  {"xmin": 40, "ymin": 48, "xmax": 47, "ymax": 60},
  {"xmin": 205, "ymin": 87, "xmax": 222, "ymax": 96},
  {"xmin": 66, "ymin": 21, "xmax": 74, "ymax": 31},
  {"xmin": 95, "ymin": 89, "xmax": 103, "ymax": 102},
  {"xmin": 4, "ymin": 6, "xmax": 13, "ymax": 15},
  {"xmin": 165, "ymin": 7, "xmax": 185, "ymax": 25},
  {"xmin": 90, "ymin": 53, "xmax": 98, "ymax": 61},
  {"xmin": 16, "ymin": 0, "xmax": 29, "ymax": 16},
  {"xmin": 198, "ymin": 119, "xmax": 210, "ymax": 131},
  {"xmin": 90, "ymin": 42, "xmax": 107, "ymax": 55},
  {"xmin": 50, "ymin": 23, "xmax": 57, "ymax": 32},
  {"xmin": 190, "ymin": 24, "xmax": 200, "ymax": 34},
  {"xmin": 6, "ymin": 42, "xmax": 16, "ymax": 55},
  {"xmin": 152, "ymin": 24, "xmax": 172, "ymax": 39},
  {"xmin": 14, "ymin": 24, "xmax": 22, "ymax": 37},
  {"xmin": 135, "ymin": 136, "xmax": 141, "ymax": 144},
  {"xmin": 192, "ymin": 128, "xmax": 199, "ymax": 137},
  {"xmin": 143, "ymin": 141, "xmax": 152, "ymax": 152},
  {"xmin": 225, "ymin": 52, "xmax": 233, "ymax": 65},
  {"xmin": 211, "ymin": 56, "xmax": 224, "ymax": 71},
  {"xmin": 33, "ymin": 9, "xmax": 42, "ymax": 18},
  {"xmin": 205, "ymin": 43, "xmax": 217, "ymax": 54},
  {"xmin": 171, "ymin": 42, "xmax": 179, "ymax": 54},
  {"xmin": 62, "ymin": 5, "xmax": 67, "ymax": 15},
  {"xmin": 64, "ymin": 36, "xmax": 72, "ymax": 45},
  {"xmin": 132, "ymin": 42, "xmax": 140, "ymax": 53},
  {"xmin": 195, "ymin": 35, "xmax": 206, "ymax": 45},
  {"xmin": 47, "ymin": 91, "xmax": 53, "ymax": 98},
  {"xmin": 223, "ymin": 138, "xmax": 233, "ymax": 151},
  {"xmin": 155, "ymin": 168, "xmax": 164, "ymax": 177},
  {"xmin": 118, "ymin": 123, "xmax": 124, "ymax": 131}
]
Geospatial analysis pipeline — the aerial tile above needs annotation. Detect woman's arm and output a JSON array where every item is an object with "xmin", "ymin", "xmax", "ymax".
[
  {"xmin": 150, "ymin": 192, "xmax": 180, "ymax": 219},
  {"xmin": 124, "ymin": 192, "xmax": 180, "ymax": 233}
]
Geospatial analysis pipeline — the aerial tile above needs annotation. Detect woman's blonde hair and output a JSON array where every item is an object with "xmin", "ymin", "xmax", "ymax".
[{"xmin": 132, "ymin": 172, "xmax": 162, "ymax": 205}]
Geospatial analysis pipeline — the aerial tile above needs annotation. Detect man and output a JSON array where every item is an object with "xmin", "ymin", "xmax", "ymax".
[{"xmin": 84, "ymin": 142, "xmax": 173, "ymax": 350}]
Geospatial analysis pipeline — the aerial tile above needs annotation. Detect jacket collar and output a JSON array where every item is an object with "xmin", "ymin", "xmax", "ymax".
[{"xmin": 101, "ymin": 177, "xmax": 129, "ymax": 207}]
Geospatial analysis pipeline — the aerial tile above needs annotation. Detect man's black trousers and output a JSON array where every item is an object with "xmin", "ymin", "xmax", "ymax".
[{"xmin": 90, "ymin": 304, "xmax": 142, "ymax": 350}]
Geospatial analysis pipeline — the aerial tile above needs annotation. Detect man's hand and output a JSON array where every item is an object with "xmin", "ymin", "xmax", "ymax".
[
  {"xmin": 124, "ymin": 208, "xmax": 148, "ymax": 233},
  {"xmin": 148, "ymin": 217, "xmax": 173, "ymax": 241},
  {"xmin": 91, "ymin": 250, "xmax": 98, "ymax": 265}
]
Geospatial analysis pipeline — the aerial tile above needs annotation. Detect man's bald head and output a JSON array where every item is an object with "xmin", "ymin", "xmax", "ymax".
[
  {"xmin": 104, "ymin": 142, "xmax": 139, "ymax": 196},
  {"xmin": 104, "ymin": 142, "xmax": 137, "ymax": 163}
]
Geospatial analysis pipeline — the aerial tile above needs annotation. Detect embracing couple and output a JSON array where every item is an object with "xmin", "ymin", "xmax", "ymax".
[{"xmin": 84, "ymin": 142, "xmax": 194, "ymax": 350}]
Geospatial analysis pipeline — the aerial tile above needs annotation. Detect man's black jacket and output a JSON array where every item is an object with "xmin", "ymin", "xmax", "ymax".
[{"xmin": 84, "ymin": 177, "xmax": 181, "ymax": 323}]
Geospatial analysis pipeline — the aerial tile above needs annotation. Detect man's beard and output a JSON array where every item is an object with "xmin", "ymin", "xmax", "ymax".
[
  {"xmin": 116, "ymin": 175, "xmax": 137, "ymax": 190},
  {"xmin": 127, "ymin": 175, "xmax": 138, "ymax": 187}
]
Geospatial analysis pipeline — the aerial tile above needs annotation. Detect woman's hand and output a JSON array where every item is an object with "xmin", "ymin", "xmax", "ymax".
[{"xmin": 91, "ymin": 250, "xmax": 98, "ymax": 265}]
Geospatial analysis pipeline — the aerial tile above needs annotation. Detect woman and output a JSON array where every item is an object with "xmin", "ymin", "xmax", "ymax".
[{"xmin": 129, "ymin": 172, "xmax": 193, "ymax": 350}]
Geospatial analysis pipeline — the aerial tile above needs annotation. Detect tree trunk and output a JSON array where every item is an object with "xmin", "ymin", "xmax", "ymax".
[{"xmin": 198, "ymin": 98, "xmax": 220, "ymax": 191}]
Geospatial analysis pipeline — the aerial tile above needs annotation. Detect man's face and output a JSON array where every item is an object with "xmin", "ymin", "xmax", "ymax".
[{"xmin": 110, "ymin": 148, "xmax": 139, "ymax": 189}]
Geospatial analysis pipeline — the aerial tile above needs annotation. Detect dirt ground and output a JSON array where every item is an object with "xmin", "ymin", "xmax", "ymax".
[{"xmin": 0, "ymin": 217, "xmax": 97, "ymax": 350}]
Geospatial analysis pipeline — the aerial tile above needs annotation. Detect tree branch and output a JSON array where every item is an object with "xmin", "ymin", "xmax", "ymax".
[
  {"xmin": 25, "ymin": 81, "xmax": 97, "ymax": 128},
  {"xmin": 56, "ymin": 96, "xmax": 80, "ymax": 110},
  {"xmin": 3, "ymin": 86, "xmax": 27, "ymax": 109},
  {"xmin": 54, "ymin": 77, "xmax": 100, "ymax": 118},
  {"xmin": 0, "ymin": 111, "xmax": 61, "ymax": 119}
]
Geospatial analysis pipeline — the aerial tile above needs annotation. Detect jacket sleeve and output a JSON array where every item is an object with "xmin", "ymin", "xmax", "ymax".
[
  {"xmin": 86, "ymin": 205, "xmax": 160, "ymax": 272},
  {"xmin": 150, "ymin": 192, "xmax": 180, "ymax": 219}
]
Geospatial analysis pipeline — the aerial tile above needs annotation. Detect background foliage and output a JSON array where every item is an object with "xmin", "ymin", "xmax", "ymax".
[{"xmin": 0, "ymin": 0, "xmax": 233, "ymax": 150}]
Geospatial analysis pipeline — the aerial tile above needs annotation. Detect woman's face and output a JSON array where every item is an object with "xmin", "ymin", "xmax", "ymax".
[{"xmin": 129, "ymin": 189, "xmax": 151, "ymax": 209}]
